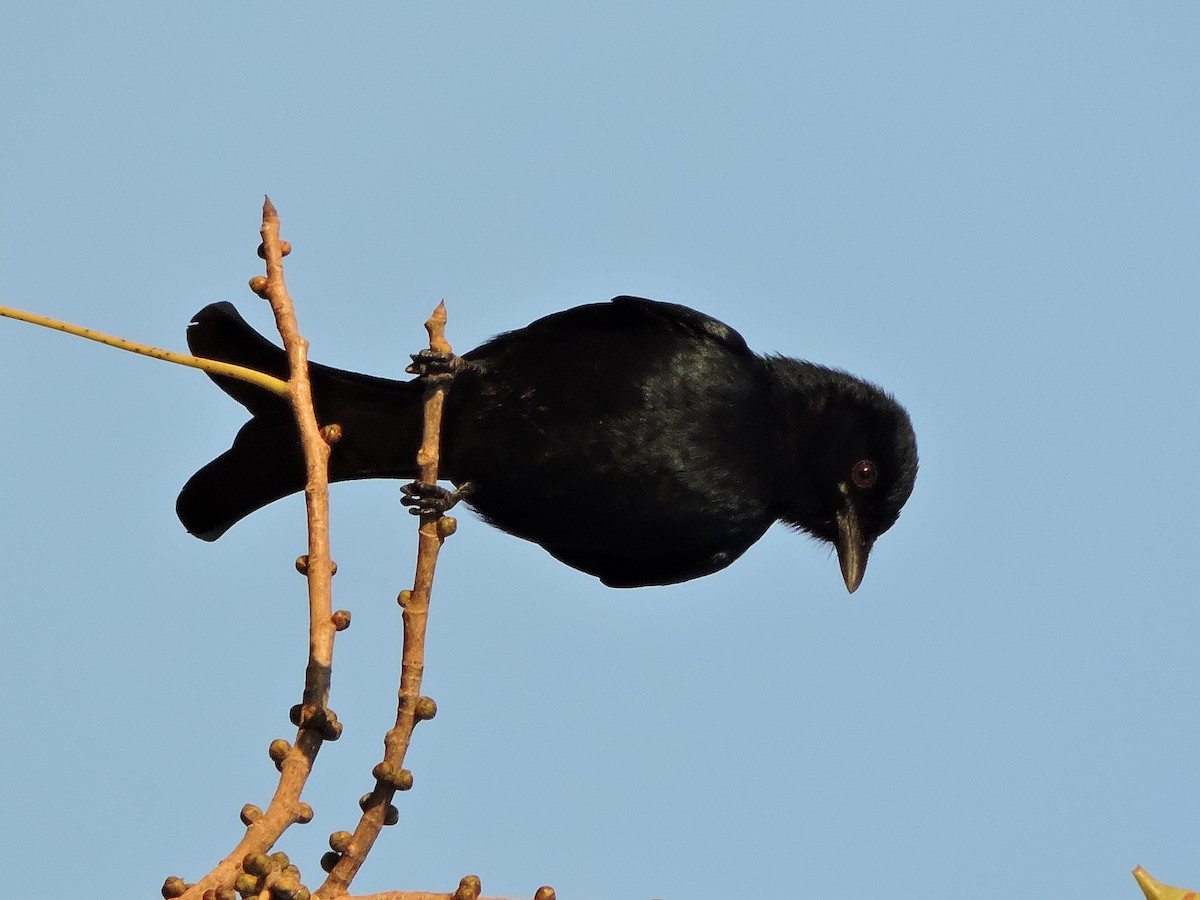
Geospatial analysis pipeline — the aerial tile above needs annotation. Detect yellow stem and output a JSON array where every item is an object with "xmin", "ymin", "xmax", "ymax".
[{"xmin": 0, "ymin": 304, "xmax": 289, "ymax": 398}]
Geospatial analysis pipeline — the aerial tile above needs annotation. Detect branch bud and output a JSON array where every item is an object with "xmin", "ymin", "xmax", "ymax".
[
  {"xmin": 268, "ymin": 739, "xmax": 291, "ymax": 768},
  {"xmin": 240, "ymin": 804, "xmax": 263, "ymax": 826},
  {"xmin": 256, "ymin": 241, "xmax": 291, "ymax": 259},
  {"xmin": 320, "ymin": 709, "xmax": 343, "ymax": 741},
  {"xmin": 233, "ymin": 872, "xmax": 259, "ymax": 896},
  {"xmin": 414, "ymin": 696, "xmax": 438, "ymax": 721},
  {"xmin": 242, "ymin": 853, "xmax": 273, "ymax": 877},
  {"xmin": 372, "ymin": 762, "xmax": 414, "ymax": 791},
  {"xmin": 297, "ymin": 555, "xmax": 337, "ymax": 576},
  {"xmin": 454, "ymin": 875, "xmax": 482, "ymax": 900},
  {"xmin": 248, "ymin": 276, "xmax": 270, "ymax": 299}
]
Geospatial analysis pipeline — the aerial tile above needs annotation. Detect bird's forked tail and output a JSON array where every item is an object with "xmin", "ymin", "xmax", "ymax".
[{"xmin": 176, "ymin": 303, "xmax": 423, "ymax": 540}]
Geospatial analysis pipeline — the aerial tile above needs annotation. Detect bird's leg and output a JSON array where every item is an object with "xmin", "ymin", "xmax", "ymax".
[{"xmin": 400, "ymin": 480, "xmax": 474, "ymax": 516}]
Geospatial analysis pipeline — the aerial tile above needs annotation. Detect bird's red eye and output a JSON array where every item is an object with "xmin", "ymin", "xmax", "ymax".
[{"xmin": 850, "ymin": 459, "xmax": 878, "ymax": 489}]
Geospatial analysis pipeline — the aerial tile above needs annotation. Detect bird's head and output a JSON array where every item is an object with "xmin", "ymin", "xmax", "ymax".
[{"xmin": 769, "ymin": 359, "xmax": 918, "ymax": 592}]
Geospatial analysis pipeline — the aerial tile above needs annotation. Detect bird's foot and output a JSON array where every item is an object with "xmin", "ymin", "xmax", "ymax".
[
  {"xmin": 406, "ymin": 349, "xmax": 467, "ymax": 380},
  {"xmin": 400, "ymin": 480, "xmax": 473, "ymax": 516}
]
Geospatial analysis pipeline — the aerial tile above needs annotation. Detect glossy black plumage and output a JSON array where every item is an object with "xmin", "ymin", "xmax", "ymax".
[{"xmin": 177, "ymin": 297, "xmax": 917, "ymax": 590}]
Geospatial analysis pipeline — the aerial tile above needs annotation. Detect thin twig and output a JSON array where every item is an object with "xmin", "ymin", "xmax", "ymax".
[
  {"xmin": 0, "ymin": 304, "xmax": 289, "ymax": 396},
  {"xmin": 180, "ymin": 198, "xmax": 340, "ymax": 900},
  {"xmin": 257, "ymin": 196, "xmax": 339, "ymax": 714},
  {"xmin": 316, "ymin": 303, "xmax": 456, "ymax": 898}
]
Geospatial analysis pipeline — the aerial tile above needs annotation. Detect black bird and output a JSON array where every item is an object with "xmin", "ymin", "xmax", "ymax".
[{"xmin": 177, "ymin": 297, "xmax": 917, "ymax": 591}]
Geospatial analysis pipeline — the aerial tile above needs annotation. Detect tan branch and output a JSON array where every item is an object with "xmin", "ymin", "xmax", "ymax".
[
  {"xmin": 316, "ymin": 303, "xmax": 457, "ymax": 898},
  {"xmin": 257, "ymin": 196, "xmax": 339, "ymax": 709},
  {"xmin": 178, "ymin": 198, "xmax": 340, "ymax": 900}
]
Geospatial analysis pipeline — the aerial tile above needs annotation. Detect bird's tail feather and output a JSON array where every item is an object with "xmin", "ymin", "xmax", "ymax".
[{"xmin": 176, "ymin": 302, "xmax": 423, "ymax": 540}]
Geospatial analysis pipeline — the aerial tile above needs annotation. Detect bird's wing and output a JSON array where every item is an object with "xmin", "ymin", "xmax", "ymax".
[
  {"xmin": 460, "ymin": 295, "xmax": 755, "ymax": 370},
  {"xmin": 607, "ymin": 295, "xmax": 753, "ymax": 357}
]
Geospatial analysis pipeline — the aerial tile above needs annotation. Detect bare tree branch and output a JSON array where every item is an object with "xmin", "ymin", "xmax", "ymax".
[
  {"xmin": 317, "ymin": 302, "xmax": 459, "ymax": 898},
  {"xmin": 179, "ymin": 197, "xmax": 342, "ymax": 900}
]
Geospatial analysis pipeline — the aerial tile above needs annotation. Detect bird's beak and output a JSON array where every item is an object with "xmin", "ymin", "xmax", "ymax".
[{"xmin": 835, "ymin": 484, "xmax": 871, "ymax": 593}]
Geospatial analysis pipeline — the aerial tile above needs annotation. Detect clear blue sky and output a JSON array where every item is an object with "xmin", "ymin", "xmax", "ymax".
[{"xmin": 2, "ymin": 4, "xmax": 1197, "ymax": 898}]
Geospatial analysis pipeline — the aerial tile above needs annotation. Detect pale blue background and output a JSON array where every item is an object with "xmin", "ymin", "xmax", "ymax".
[{"xmin": 2, "ymin": 4, "xmax": 1197, "ymax": 898}]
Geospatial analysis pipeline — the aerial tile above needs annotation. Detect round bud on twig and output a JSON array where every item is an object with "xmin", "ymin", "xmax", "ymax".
[
  {"xmin": 242, "ymin": 853, "xmax": 273, "ymax": 876},
  {"xmin": 331, "ymin": 609, "xmax": 351, "ymax": 631},
  {"xmin": 161, "ymin": 876, "xmax": 187, "ymax": 898},
  {"xmin": 296, "ymin": 555, "xmax": 338, "ymax": 576},
  {"xmin": 272, "ymin": 877, "xmax": 304, "ymax": 900},
  {"xmin": 268, "ymin": 739, "xmax": 291, "ymax": 768},
  {"xmin": 455, "ymin": 875, "xmax": 482, "ymax": 900},
  {"xmin": 213, "ymin": 886, "xmax": 237, "ymax": 900},
  {"xmin": 255, "ymin": 240, "xmax": 293, "ymax": 259},
  {"xmin": 320, "ymin": 710, "xmax": 343, "ymax": 741},
  {"xmin": 320, "ymin": 852, "xmax": 341, "ymax": 873},
  {"xmin": 438, "ymin": 516, "xmax": 458, "ymax": 538},
  {"xmin": 358, "ymin": 792, "xmax": 373, "ymax": 811},
  {"xmin": 233, "ymin": 872, "xmax": 259, "ymax": 895},
  {"xmin": 372, "ymin": 761, "xmax": 393, "ymax": 785},
  {"xmin": 372, "ymin": 762, "xmax": 414, "ymax": 791},
  {"xmin": 328, "ymin": 831, "xmax": 353, "ymax": 853},
  {"xmin": 270, "ymin": 851, "xmax": 291, "ymax": 869},
  {"xmin": 397, "ymin": 589, "xmax": 412, "ymax": 607},
  {"xmin": 295, "ymin": 802, "xmax": 314, "ymax": 824},
  {"xmin": 320, "ymin": 423, "xmax": 343, "ymax": 445},
  {"xmin": 534, "ymin": 887, "xmax": 557, "ymax": 900},
  {"xmin": 384, "ymin": 804, "xmax": 400, "ymax": 826},
  {"xmin": 291, "ymin": 703, "xmax": 339, "ymax": 738},
  {"xmin": 415, "ymin": 696, "xmax": 438, "ymax": 721},
  {"xmin": 248, "ymin": 276, "xmax": 270, "ymax": 298},
  {"xmin": 240, "ymin": 804, "xmax": 263, "ymax": 826}
]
